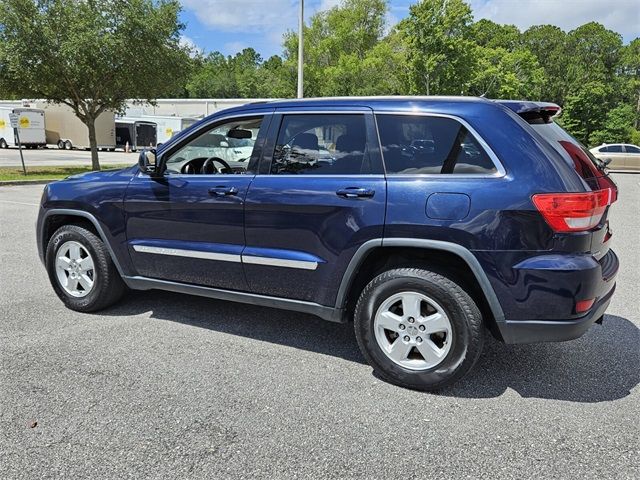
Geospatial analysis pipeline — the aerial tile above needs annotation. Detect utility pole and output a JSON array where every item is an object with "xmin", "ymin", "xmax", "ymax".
[{"xmin": 297, "ymin": 0, "xmax": 304, "ymax": 98}]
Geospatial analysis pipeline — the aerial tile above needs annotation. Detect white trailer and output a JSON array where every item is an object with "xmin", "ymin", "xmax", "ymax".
[
  {"xmin": 120, "ymin": 115, "xmax": 198, "ymax": 145},
  {"xmin": 37, "ymin": 103, "xmax": 116, "ymax": 150},
  {"xmin": 0, "ymin": 107, "xmax": 46, "ymax": 149},
  {"xmin": 115, "ymin": 118, "xmax": 157, "ymax": 151}
]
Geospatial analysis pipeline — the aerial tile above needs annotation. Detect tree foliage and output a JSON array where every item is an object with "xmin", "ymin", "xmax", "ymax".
[
  {"xmin": 1, "ymin": 0, "xmax": 638, "ymax": 156},
  {"xmin": 0, "ymin": 0, "xmax": 191, "ymax": 169}
]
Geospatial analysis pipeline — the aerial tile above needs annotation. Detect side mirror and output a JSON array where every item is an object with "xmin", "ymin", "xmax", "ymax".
[
  {"xmin": 220, "ymin": 140, "xmax": 229, "ymax": 148},
  {"xmin": 138, "ymin": 149, "xmax": 157, "ymax": 174},
  {"xmin": 603, "ymin": 157, "xmax": 612, "ymax": 165}
]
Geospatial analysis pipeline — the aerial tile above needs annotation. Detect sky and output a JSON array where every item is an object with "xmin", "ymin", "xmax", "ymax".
[{"xmin": 179, "ymin": 0, "xmax": 640, "ymax": 58}]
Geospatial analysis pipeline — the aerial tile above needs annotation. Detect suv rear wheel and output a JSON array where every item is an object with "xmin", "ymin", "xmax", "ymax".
[
  {"xmin": 46, "ymin": 225, "xmax": 125, "ymax": 312},
  {"xmin": 354, "ymin": 268, "xmax": 483, "ymax": 391}
]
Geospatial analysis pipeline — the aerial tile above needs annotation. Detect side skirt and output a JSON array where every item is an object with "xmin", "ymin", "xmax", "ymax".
[{"xmin": 123, "ymin": 275, "xmax": 345, "ymax": 323}]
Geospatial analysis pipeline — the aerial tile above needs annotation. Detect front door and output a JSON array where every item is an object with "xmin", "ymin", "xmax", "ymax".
[
  {"xmin": 124, "ymin": 113, "xmax": 270, "ymax": 290},
  {"xmin": 243, "ymin": 109, "xmax": 386, "ymax": 307}
]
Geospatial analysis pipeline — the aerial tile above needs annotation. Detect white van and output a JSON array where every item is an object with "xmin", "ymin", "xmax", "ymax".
[{"xmin": 0, "ymin": 107, "xmax": 46, "ymax": 148}]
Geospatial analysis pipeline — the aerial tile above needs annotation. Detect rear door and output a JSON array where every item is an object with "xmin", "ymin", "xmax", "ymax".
[
  {"xmin": 603, "ymin": 145, "xmax": 626, "ymax": 169},
  {"xmin": 623, "ymin": 144, "xmax": 640, "ymax": 169},
  {"xmin": 242, "ymin": 108, "xmax": 386, "ymax": 307}
]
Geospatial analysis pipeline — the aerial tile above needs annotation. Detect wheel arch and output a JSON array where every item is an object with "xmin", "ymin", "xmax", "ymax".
[
  {"xmin": 41, "ymin": 209, "xmax": 126, "ymax": 277},
  {"xmin": 336, "ymin": 239, "xmax": 506, "ymax": 337}
]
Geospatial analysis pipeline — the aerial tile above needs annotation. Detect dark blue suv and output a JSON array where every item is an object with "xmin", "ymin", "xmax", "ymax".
[{"xmin": 37, "ymin": 97, "xmax": 619, "ymax": 390}]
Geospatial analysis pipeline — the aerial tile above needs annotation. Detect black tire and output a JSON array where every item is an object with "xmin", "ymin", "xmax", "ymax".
[
  {"xmin": 46, "ymin": 225, "xmax": 125, "ymax": 312},
  {"xmin": 354, "ymin": 268, "xmax": 484, "ymax": 391},
  {"xmin": 64, "ymin": 140, "xmax": 73, "ymax": 150},
  {"xmin": 57, "ymin": 140, "xmax": 65, "ymax": 149},
  {"xmin": 0, "ymin": 138, "xmax": 7, "ymax": 149}
]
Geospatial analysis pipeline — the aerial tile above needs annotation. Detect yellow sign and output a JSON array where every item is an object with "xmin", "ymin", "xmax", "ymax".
[
  {"xmin": 0, "ymin": 120, "xmax": 5, "ymax": 129},
  {"xmin": 19, "ymin": 116, "xmax": 30, "ymax": 128},
  {"xmin": 165, "ymin": 127, "xmax": 173, "ymax": 137}
]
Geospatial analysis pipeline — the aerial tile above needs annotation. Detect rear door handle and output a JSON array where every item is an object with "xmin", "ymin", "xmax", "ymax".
[
  {"xmin": 209, "ymin": 186, "xmax": 238, "ymax": 196},
  {"xmin": 336, "ymin": 187, "xmax": 375, "ymax": 199}
]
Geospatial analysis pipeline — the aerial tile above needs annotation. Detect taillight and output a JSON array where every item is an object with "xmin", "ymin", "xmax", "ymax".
[{"xmin": 532, "ymin": 189, "xmax": 611, "ymax": 233}]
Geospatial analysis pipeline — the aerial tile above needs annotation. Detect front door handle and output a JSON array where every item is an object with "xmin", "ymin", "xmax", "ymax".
[
  {"xmin": 209, "ymin": 186, "xmax": 238, "ymax": 197},
  {"xmin": 336, "ymin": 187, "xmax": 375, "ymax": 199}
]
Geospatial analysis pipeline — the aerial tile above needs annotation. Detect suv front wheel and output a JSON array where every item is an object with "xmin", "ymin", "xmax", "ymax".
[
  {"xmin": 354, "ymin": 268, "xmax": 483, "ymax": 391},
  {"xmin": 46, "ymin": 225, "xmax": 125, "ymax": 312}
]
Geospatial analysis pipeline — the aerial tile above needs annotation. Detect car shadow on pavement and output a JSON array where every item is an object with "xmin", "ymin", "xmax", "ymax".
[
  {"xmin": 439, "ymin": 314, "xmax": 640, "ymax": 402},
  {"xmin": 105, "ymin": 291, "xmax": 639, "ymax": 403}
]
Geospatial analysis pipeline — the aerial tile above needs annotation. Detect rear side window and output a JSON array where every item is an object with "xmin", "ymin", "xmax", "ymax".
[
  {"xmin": 271, "ymin": 114, "xmax": 372, "ymax": 175},
  {"xmin": 529, "ymin": 120, "xmax": 605, "ymax": 181},
  {"xmin": 376, "ymin": 115, "xmax": 497, "ymax": 175},
  {"xmin": 626, "ymin": 145, "xmax": 640, "ymax": 153}
]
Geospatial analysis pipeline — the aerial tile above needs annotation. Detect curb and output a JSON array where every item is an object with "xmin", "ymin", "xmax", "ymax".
[{"xmin": 0, "ymin": 179, "xmax": 56, "ymax": 186}]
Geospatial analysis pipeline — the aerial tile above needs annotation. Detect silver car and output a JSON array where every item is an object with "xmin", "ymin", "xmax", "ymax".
[{"xmin": 590, "ymin": 143, "xmax": 640, "ymax": 171}]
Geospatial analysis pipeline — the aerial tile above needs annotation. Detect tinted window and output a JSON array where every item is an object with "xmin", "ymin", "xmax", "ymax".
[
  {"xmin": 599, "ymin": 146, "xmax": 610, "ymax": 152},
  {"xmin": 608, "ymin": 145, "xmax": 623, "ymax": 153},
  {"xmin": 529, "ymin": 121, "xmax": 605, "ymax": 179},
  {"xmin": 626, "ymin": 145, "xmax": 640, "ymax": 154},
  {"xmin": 376, "ymin": 115, "xmax": 497, "ymax": 175},
  {"xmin": 272, "ymin": 114, "xmax": 370, "ymax": 175}
]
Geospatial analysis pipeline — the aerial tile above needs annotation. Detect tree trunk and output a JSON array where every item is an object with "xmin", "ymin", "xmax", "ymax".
[{"xmin": 85, "ymin": 117, "xmax": 101, "ymax": 171}]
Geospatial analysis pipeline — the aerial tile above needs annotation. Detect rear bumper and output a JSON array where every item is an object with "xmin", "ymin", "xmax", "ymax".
[{"xmin": 499, "ymin": 283, "xmax": 615, "ymax": 344}]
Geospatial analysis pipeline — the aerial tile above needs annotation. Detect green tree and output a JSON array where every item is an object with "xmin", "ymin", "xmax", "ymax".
[
  {"xmin": 281, "ymin": 0, "xmax": 390, "ymax": 97},
  {"xmin": 468, "ymin": 46, "xmax": 544, "ymax": 99},
  {"xmin": 560, "ymin": 81, "xmax": 613, "ymax": 145},
  {"xmin": 566, "ymin": 22, "xmax": 623, "ymax": 88},
  {"xmin": 521, "ymin": 25, "xmax": 569, "ymax": 104},
  {"xmin": 590, "ymin": 104, "xmax": 637, "ymax": 145},
  {"xmin": 620, "ymin": 38, "xmax": 640, "ymax": 129},
  {"xmin": 186, "ymin": 52, "xmax": 238, "ymax": 98},
  {"xmin": 470, "ymin": 19, "xmax": 521, "ymax": 50},
  {"xmin": 0, "ymin": 0, "xmax": 191, "ymax": 170},
  {"xmin": 400, "ymin": 0, "xmax": 475, "ymax": 95}
]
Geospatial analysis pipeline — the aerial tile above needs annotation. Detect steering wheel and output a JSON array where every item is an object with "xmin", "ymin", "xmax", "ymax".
[{"xmin": 201, "ymin": 157, "xmax": 231, "ymax": 174}]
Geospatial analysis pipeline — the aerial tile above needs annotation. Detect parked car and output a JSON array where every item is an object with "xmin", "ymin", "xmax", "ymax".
[
  {"xmin": 590, "ymin": 143, "xmax": 640, "ymax": 171},
  {"xmin": 36, "ymin": 97, "xmax": 619, "ymax": 391}
]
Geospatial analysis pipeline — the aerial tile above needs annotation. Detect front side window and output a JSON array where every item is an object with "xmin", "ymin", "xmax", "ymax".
[
  {"xmin": 376, "ymin": 115, "xmax": 497, "ymax": 175},
  {"xmin": 271, "ymin": 114, "xmax": 371, "ymax": 175},
  {"xmin": 599, "ymin": 146, "xmax": 610, "ymax": 152},
  {"xmin": 165, "ymin": 117, "xmax": 263, "ymax": 174},
  {"xmin": 608, "ymin": 145, "xmax": 623, "ymax": 153}
]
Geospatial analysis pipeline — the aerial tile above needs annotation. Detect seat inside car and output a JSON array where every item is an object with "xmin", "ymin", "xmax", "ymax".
[{"xmin": 334, "ymin": 133, "xmax": 366, "ymax": 173}]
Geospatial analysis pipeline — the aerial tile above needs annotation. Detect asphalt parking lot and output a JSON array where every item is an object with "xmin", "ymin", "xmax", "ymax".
[{"xmin": 0, "ymin": 174, "xmax": 638, "ymax": 479}]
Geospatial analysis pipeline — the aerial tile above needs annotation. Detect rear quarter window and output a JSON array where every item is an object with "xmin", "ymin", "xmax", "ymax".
[
  {"xmin": 529, "ymin": 121, "xmax": 605, "ymax": 181},
  {"xmin": 376, "ymin": 114, "xmax": 497, "ymax": 175}
]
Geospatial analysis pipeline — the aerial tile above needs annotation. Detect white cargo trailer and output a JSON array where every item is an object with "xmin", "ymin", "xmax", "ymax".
[
  {"xmin": 37, "ymin": 103, "xmax": 116, "ymax": 150},
  {"xmin": 120, "ymin": 115, "xmax": 198, "ymax": 145},
  {"xmin": 0, "ymin": 107, "xmax": 46, "ymax": 148}
]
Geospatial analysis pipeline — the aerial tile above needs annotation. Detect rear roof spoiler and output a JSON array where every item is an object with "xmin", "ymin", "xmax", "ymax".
[{"xmin": 495, "ymin": 100, "xmax": 562, "ymax": 118}]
